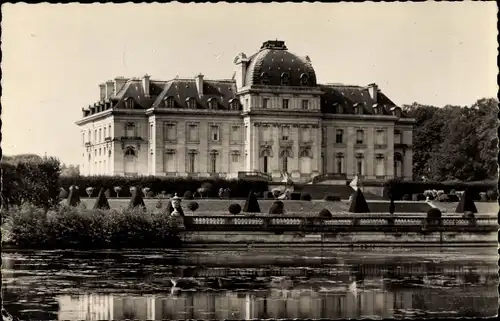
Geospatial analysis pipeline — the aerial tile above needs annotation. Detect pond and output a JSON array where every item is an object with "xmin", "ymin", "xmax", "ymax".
[{"xmin": 2, "ymin": 247, "xmax": 497, "ymax": 320}]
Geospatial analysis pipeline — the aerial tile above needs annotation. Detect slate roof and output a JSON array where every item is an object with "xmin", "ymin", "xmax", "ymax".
[{"xmin": 319, "ymin": 84, "xmax": 398, "ymax": 115}]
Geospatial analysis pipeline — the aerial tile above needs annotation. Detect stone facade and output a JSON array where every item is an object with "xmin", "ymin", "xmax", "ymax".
[{"xmin": 76, "ymin": 40, "xmax": 416, "ymax": 183}]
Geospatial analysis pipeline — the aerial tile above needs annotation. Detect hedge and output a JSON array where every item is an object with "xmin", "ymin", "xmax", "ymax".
[
  {"xmin": 59, "ymin": 176, "xmax": 268, "ymax": 199},
  {"xmin": 383, "ymin": 178, "xmax": 497, "ymax": 201}
]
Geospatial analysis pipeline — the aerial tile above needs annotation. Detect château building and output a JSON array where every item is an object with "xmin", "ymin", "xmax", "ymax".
[{"xmin": 76, "ymin": 40, "xmax": 415, "ymax": 183}]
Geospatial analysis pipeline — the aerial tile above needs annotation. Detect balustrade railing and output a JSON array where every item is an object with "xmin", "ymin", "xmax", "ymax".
[{"xmin": 182, "ymin": 215, "xmax": 497, "ymax": 232}]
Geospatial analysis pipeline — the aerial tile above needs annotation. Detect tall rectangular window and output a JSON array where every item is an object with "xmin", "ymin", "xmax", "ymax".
[
  {"xmin": 302, "ymin": 100, "xmax": 309, "ymax": 110},
  {"xmin": 336, "ymin": 154, "xmax": 344, "ymax": 174},
  {"xmin": 301, "ymin": 127, "xmax": 310, "ymax": 142},
  {"xmin": 210, "ymin": 125, "xmax": 220, "ymax": 141},
  {"xmin": 356, "ymin": 130, "xmax": 364, "ymax": 144},
  {"xmin": 394, "ymin": 130, "xmax": 402, "ymax": 144},
  {"xmin": 281, "ymin": 126, "xmax": 290, "ymax": 140},
  {"xmin": 376, "ymin": 129, "xmax": 386, "ymax": 145},
  {"xmin": 188, "ymin": 152, "xmax": 196, "ymax": 173},
  {"xmin": 261, "ymin": 126, "xmax": 271, "ymax": 141},
  {"xmin": 231, "ymin": 125, "xmax": 241, "ymax": 142},
  {"xmin": 375, "ymin": 155, "xmax": 385, "ymax": 176},
  {"xmin": 282, "ymin": 99, "xmax": 289, "ymax": 109},
  {"xmin": 210, "ymin": 153, "xmax": 217, "ymax": 173},
  {"xmin": 165, "ymin": 123, "xmax": 177, "ymax": 141},
  {"xmin": 335, "ymin": 129, "xmax": 344, "ymax": 144},
  {"xmin": 262, "ymin": 98, "xmax": 269, "ymax": 109},
  {"xmin": 187, "ymin": 124, "xmax": 199, "ymax": 141}
]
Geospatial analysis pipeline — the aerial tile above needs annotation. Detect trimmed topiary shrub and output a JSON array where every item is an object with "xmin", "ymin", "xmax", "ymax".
[
  {"xmin": 300, "ymin": 193, "xmax": 312, "ymax": 201},
  {"xmin": 187, "ymin": 201, "xmax": 199, "ymax": 213},
  {"xmin": 426, "ymin": 208, "xmax": 442, "ymax": 226},
  {"xmin": 269, "ymin": 201, "xmax": 285, "ymax": 215},
  {"xmin": 93, "ymin": 188, "xmax": 110, "ymax": 210},
  {"xmin": 487, "ymin": 189, "xmax": 498, "ymax": 201},
  {"xmin": 402, "ymin": 194, "xmax": 411, "ymax": 201},
  {"xmin": 290, "ymin": 192, "xmax": 301, "ymax": 200},
  {"xmin": 228, "ymin": 203, "xmax": 242, "ymax": 215},
  {"xmin": 183, "ymin": 191, "xmax": 194, "ymax": 200},
  {"xmin": 243, "ymin": 190, "xmax": 261, "ymax": 213},
  {"xmin": 318, "ymin": 208, "xmax": 332, "ymax": 218},
  {"xmin": 324, "ymin": 194, "xmax": 341, "ymax": 202}
]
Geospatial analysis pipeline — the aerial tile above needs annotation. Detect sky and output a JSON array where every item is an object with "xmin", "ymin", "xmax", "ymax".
[{"xmin": 1, "ymin": 2, "xmax": 497, "ymax": 165}]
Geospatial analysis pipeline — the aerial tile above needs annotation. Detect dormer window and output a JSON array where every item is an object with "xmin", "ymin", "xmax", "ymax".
[
  {"xmin": 281, "ymin": 73, "xmax": 290, "ymax": 85},
  {"xmin": 164, "ymin": 96, "xmax": 174, "ymax": 108},
  {"xmin": 300, "ymin": 73, "xmax": 309, "ymax": 85},
  {"xmin": 208, "ymin": 98, "xmax": 218, "ymax": 110},
  {"xmin": 186, "ymin": 97, "xmax": 196, "ymax": 109},
  {"xmin": 260, "ymin": 72, "xmax": 270, "ymax": 85},
  {"xmin": 124, "ymin": 97, "xmax": 134, "ymax": 109},
  {"xmin": 229, "ymin": 98, "xmax": 240, "ymax": 111}
]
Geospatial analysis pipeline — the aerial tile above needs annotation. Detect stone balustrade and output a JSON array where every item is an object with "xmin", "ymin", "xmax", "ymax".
[{"xmin": 183, "ymin": 215, "xmax": 497, "ymax": 232}]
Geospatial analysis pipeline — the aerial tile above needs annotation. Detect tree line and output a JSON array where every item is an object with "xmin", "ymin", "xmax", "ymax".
[{"xmin": 403, "ymin": 97, "xmax": 498, "ymax": 182}]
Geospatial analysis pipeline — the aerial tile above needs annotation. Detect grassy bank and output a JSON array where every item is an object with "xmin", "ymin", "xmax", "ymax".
[{"xmin": 1, "ymin": 204, "xmax": 182, "ymax": 249}]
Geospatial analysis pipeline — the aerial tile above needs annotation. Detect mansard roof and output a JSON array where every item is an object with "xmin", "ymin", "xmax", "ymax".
[{"xmin": 319, "ymin": 83, "xmax": 401, "ymax": 116}]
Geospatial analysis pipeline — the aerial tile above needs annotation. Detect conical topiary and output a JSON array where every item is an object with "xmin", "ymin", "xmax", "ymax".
[
  {"xmin": 66, "ymin": 185, "xmax": 81, "ymax": 207},
  {"xmin": 348, "ymin": 189, "xmax": 370, "ymax": 213},
  {"xmin": 455, "ymin": 188, "xmax": 478, "ymax": 213},
  {"xmin": 243, "ymin": 190, "xmax": 261, "ymax": 213},
  {"xmin": 129, "ymin": 186, "xmax": 146, "ymax": 210},
  {"xmin": 319, "ymin": 208, "xmax": 332, "ymax": 218},
  {"xmin": 93, "ymin": 187, "xmax": 110, "ymax": 210}
]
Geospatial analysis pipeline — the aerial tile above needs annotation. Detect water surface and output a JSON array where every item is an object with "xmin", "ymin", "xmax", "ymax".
[{"xmin": 2, "ymin": 247, "xmax": 497, "ymax": 320}]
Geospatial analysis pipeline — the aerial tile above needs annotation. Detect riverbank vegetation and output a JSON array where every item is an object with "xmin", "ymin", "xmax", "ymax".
[{"xmin": 1, "ymin": 204, "xmax": 182, "ymax": 249}]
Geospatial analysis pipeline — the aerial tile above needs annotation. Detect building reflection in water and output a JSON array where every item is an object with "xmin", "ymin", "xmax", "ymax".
[{"xmin": 56, "ymin": 288, "xmax": 420, "ymax": 320}]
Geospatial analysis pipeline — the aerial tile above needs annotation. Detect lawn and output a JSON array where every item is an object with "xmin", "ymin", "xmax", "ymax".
[{"xmin": 73, "ymin": 198, "xmax": 437, "ymax": 216}]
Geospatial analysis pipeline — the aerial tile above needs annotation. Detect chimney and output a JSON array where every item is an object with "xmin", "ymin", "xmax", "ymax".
[
  {"xmin": 105, "ymin": 80, "xmax": 115, "ymax": 100},
  {"xmin": 142, "ymin": 74, "xmax": 150, "ymax": 98},
  {"xmin": 114, "ymin": 77, "xmax": 128, "ymax": 95},
  {"xmin": 367, "ymin": 83, "xmax": 378, "ymax": 102},
  {"xmin": 195, "ymin": 73, "xmax": 204, "ymax": 97},
  {"xmin": 233, "ymin": 53, "xmax": 249, "ymax": 90},
  {"xmin": 99, "ymin": 84, "xmax": 106, "ymax": 101}
]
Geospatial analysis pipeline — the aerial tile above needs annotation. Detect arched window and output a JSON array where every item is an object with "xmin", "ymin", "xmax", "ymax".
[
  {"xmin": 229, "ymin": 98, "xmax": 240, "ymax": 111},
  {"xmin": 124, "ymin": 97, "xmax": 134, "ymax": 109},
  {"xmin": 280, "ymin": 149, "xmax": 290, "ymax": 173},
  {"xmin": 164, "ymin": 96, "xmax": 175, "ymax": 108},
  {"xmin": 125, "ymin": 148, "xmax": 136, "ymax": 157},
  {"xmin": 186, "ymin": 97, "xmax": 197, "ymax": 109},
  {"xmin": 208, "ymin": 98, "xmax": 218, "ymax": 110},
  {"xmin": 260, "ymin": 149, "xmax": 271, "ymax": 173}
]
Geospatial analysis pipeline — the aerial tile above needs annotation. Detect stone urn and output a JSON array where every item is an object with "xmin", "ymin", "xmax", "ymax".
[{"xmin": 169, "ymin": 194, "xmax": 185, "ymax": 229}]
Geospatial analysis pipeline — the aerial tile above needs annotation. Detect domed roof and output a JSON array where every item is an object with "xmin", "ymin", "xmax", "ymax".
[{"xmin": 245, "ymin": 40, "xmax": 317, "ymax": 87}]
